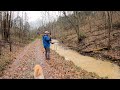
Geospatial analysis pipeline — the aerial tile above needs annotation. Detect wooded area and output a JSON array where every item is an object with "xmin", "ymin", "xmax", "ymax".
[
  {"xmin": 38, "ymin": 11, "xmax": 120, "ymax": 61},
  {"xmin": 0, "ymin": 11, "xmax": 120, "ymax": 79},
  {"xmin": 0, "ymin": 11, "xmax": 33, "ymax": 56}
]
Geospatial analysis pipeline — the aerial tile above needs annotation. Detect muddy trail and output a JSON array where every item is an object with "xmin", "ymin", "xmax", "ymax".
[{"xmin": 0, "ymin": 39, "xmax": 100, "ymax": 79}]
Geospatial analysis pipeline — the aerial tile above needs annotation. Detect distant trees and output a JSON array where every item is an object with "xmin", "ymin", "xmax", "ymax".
[
  {"xmin": 0, "ymin": 11, "xmax": 31, "ymax": 56},
  {"xmin": 12, "ymin": 11, "xmax": 31, "ymax": 43},
  {"xmin": 62, "ymin": 11, "xmax": 92, "ymax": 43}
]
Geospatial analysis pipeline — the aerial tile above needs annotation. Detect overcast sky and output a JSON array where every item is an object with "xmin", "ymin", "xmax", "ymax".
[
  {"xmin": 27, "ymin": 11, "xmax": 60, "ymax": 22},
  {"xmin": 28, "ymin": 11, "xmax": 61, "ymax": 29},
  {"xmin": 13, "ymin": 11, "xmax": 62, "ymax": 29}
]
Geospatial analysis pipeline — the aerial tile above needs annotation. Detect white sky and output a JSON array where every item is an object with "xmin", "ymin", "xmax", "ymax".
[
  {"xmin": 27, "ymin": 11, "xmax": 60, "ymax": 22},
  {"xmin": 27, "ymin": 11, "xmax": 42, "ymax": 22},
  {"xmin": 13, "ymin": 11, "xmax": 61, "ymax": 29}
]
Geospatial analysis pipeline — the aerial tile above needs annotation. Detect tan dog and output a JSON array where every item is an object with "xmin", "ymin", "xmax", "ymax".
[{"xmin": 33, "ymin": 64, "xmax": 44, "ymax": 79}]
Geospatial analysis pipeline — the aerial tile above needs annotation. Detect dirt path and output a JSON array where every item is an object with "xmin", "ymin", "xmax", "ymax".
[{"xmin": 0, "ymin": 39, "xmax": 101, "ymax": 79}]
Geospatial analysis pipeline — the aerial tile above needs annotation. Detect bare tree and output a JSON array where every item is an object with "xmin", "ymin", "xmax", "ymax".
[
  {"xmin": 106, "ymin": 11, "xmax": 113, "ymax": 50},
  {"xmin": 63, "ymin": 11, "xmax": 86, "ymax": 43}
]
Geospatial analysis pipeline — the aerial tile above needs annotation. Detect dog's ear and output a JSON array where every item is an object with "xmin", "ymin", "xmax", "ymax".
[{"xmin": 36, "ymin": 68, "xmax": 41, "ymax": 77}]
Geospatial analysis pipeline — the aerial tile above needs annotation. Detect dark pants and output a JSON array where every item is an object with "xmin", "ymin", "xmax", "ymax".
[{"xmin": 44, "ymin": 48, "xmax": 50, "ymax": 60}]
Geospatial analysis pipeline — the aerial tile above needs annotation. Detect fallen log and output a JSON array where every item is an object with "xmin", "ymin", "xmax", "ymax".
[{"xmin": 82, "ymin": 47, "xmax": 108, "ymax": 53}]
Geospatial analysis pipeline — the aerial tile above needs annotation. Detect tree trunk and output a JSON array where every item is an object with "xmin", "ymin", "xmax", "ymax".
[
  {"xmin": 107, "ymin": 11, "xmax": 113, "ymax": 50},
  {"xmin": 9, "ymin": 11, "xmax": 12, "ymax": 51}
]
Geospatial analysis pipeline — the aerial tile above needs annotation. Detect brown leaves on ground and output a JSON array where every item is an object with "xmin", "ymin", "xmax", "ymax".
[
  {"xmin": 0, "ymin": 44, "xmax": 24, "ymax": 77},
  {"xmin": 0, "ymin": 39, "xmax": 101, "ymax": 79},
  {"xmin": 45, "ymin": 50, "xmax": 101, "ymax": 79}
]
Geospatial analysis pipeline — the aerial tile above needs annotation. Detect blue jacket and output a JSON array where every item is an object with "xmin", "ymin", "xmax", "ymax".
[{"xmin": 42, "ymin": 35, "xmax": 51, "ymax": 48}]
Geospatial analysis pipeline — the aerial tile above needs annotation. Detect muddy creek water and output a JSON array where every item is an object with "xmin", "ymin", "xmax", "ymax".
[{"xmin": 50, "ymin": 39, "xmax": 120, "ymax": 79}]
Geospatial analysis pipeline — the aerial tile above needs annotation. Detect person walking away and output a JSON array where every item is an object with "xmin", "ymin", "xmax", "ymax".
[{"xmin": 42, "ymin": 31, "xmax": 51, "ymax": 60}]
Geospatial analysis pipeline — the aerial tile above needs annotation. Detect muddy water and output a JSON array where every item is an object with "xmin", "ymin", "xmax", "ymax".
[{"xmin": 50, "ymin": 39, "xmax": 120, "ymax": 79}]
